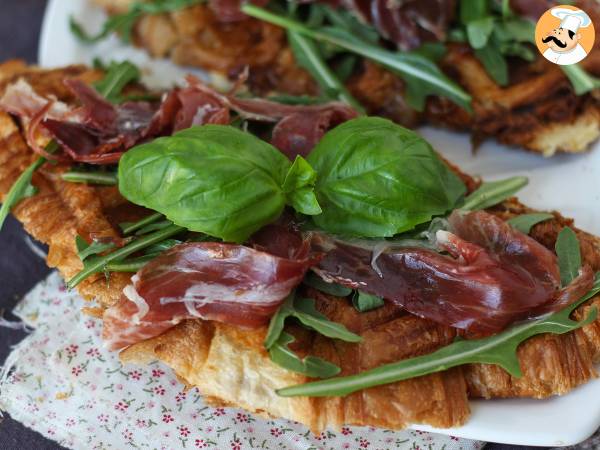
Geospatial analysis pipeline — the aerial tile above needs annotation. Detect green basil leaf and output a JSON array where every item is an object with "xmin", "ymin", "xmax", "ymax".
[
  {"xmin": 466, "ymin": 17, "xmax": 495, "ymax": 49},
  {"xmin": 282, "ymin": 156, "xmax": 322, "ymax": 215},
  {"xmin": 287, "ymin": 31, "xmax": 364, "ymax": 112},
  {"xmin": 474, "ymin": 40, "xmax": 508, "ymax": 86},
  {"xmin": 277, "ymin": 274, "xmax": 600, "ymax": 397},
  {"xmin": 93, "ymin": 60, "xmax": 141, "ymax": 103},
  {"xmin": 293, "ymin": 297, "xmax": 362, "ymax": 342},
  {"xmin": 268, "ymin": 332, "xmax": 341, "ymax": 378},
  {"xmin": 460, "ymin": 176, "xmax": 528, "ymax": 211},
  {"xmin": 507, "ymin": 213, "xmax": 553, "ymax": 234},
  {"xmin": 303, "ymin": 272, "xmax": 353, "ymax": 297},
  {"xmin": 308, "ymin": 117, "xmax": 466, "ymax": 237},
  {"xmin": 555, "ymin": 227, "xmax": 582, "ymax": 287},
  {"xmin": 561, "ymin": 64, "xmax": 600, "ymax": 96},
  {"xmin": 352, "ymin": 291, "xmax": 385, "ymax": 313},
  {"xmin": 118, "ymin": 125, "xmax": 306, "ymax": 243},
  {"xmin": 75, "ymin": 236, "xmax": 116, "ymax": 261}
]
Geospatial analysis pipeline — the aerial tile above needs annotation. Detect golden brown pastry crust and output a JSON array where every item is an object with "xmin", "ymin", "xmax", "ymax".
[{"xmin": 1, "ymin": 62, "xmax": 599, "ymax": 433}]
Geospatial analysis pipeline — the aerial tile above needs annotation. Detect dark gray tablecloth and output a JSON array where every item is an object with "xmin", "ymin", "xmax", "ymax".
[{"xmin": 0, "ymin": 2, "xmax": 552, "ymax": 449}]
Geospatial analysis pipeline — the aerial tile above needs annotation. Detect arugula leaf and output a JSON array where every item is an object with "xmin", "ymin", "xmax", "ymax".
[
  {"xmin": 474, "ymin": 39, "xmax": 508, "ymax": 86},
  {"xmin": 265, "ymin": 295, "xmax": 361, "ymax": 350},
  {"xmin": 307, "ymin": 117, "xmax": 466, "ymax": 237},
  {"xmin": 287, "ymin": 31, "xmax": 364, "ymax": 112},
  {"xmin": 352, "ymin": 291, "xmax": 384, "ymax": 313},
  {"xmin": 555, "ymin": 227, "xmax": 582, "ymax": 287},
  {"xmin": 303, "ymin": 272, "xmax": 353, "ymax": 297},
  {"xmin": 0, "ymin": 141, "xmax": 59, "ymax": 232},
  {"xmin": 277, "ymin": 274, "xmax": 600, "ymax": 397},
  {"xmin": 61, "ymin": 170, "xmax": 118, "ymax": 185},
  {"xmin": 70, "ymin": 0, "xmax": 202, "ymax": 44},
  {"xmin": 507, "ymin": 213, "xmax": 553, "ymax": 234},
  {"xmin": 75, "ymin": 236, "xmax": 117, "ymax": 261},
  {"xmin": 282, "ymin": 156, "xmax": 322, "ymax": 215},
  {"xmin": 118, "ymin": 125, "xmax": 321, "ymax": 243},
  {"xmin": 67, "ymin": 224, "xmax": 185, "ymax": 288},
  {"xmin": 461, "ymin": 176, "xmax": 528, "ymax": 211},
  {"xmin": 561, "ymin": 64, "xmax": 600, "ymax": 96},
  {"xmin": 266, "ymin": 94, "xmax": 329, "ymax": 105},
  {"xmin": 134, "ymin": 220, "xmax": 174, "ymax": 236},
  {"xmin": 242, "ymin": 4, "xmax": 472, "ymax": 112},
  {"xmin": 120, "ymin": 212, "xmax": 164, "ymax": 235},
  {"xmin": 93, "ymin": 61, "xmax": 141, "ymax": 103},
  {"xmin": 268, "ymin": 332, "xmax": 341, "ymax": 378},
  {"xmin": 105, "ymin": 255, "xmax": 158, "ymax": 273},
  {"xmin": 466, "ymin": 17, "xmax": 495, "ymax": 49}
]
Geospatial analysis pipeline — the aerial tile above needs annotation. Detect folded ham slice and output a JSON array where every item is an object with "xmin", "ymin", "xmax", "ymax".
[
  {"xmin": 313, "ymin": 210, "xmax": 594, "ymax": 335},
  {"xmin": 103, "ymin": 236, "xmax": 320, "ymax": 351}
]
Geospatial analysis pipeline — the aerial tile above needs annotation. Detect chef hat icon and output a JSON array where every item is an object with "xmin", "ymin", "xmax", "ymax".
[{"xmin": 551, "ymin": 7, "xmax": 592, "ymax": 33}]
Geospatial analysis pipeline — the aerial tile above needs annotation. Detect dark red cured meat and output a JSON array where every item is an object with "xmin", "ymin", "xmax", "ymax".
[
  {"xmin": 271, "ymin": 106, "xmax": 358, "ymax": 159},
  {"xmin": 0, "ymin": 76, "xmax": 356, "ymax": 164},
  {"xmin": 312, "ymin": 210, "xmax": 594, "ymax": 335},
  {"xmin": 209, "ymin": 0, "xmax": 269, "ymax": 22},
  {"xmin": 102, "ymin": 239, "xmax": 320, "ymax": 350}
]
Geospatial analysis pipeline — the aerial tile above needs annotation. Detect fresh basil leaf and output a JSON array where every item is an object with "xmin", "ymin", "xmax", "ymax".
[
  {"xmin": 352, "ymin": 291, "xmax": 384, "ymax": 313},
  {"xmin": 308, "ymin": 117, "xmax": 466, "ymax": 237},
  {"xmin": 277, "ymin": 273, "xmax": 600, "ymax": 397},
  {"xmin": 241, "ymin": 5, "xmax": 472, "ymax": 112},
  {"xmin": 461, "ymin": 176, "xmax": 528, "ymax": 211},
  {"xmin": 282, "ymin": 156, "xmax": 322, "ymax": 215},
  {"xmin": 303, "ymin": 272, "xmax": 353, "ymax": 297},
  {"xmin": 466, "ymin": 17, "xmax": 495, "ymax": 49},
  {"xmin": 268, "ymin": 332, "xmax": 341, "ymax": 378},
  {"xmin": 287, "ymin": 31, "xmax": 364, "ymax": 112},
  {"xmin": 293, "ymin": 297, "xmax": 362, "ymax": 342},
  {"xmin": 75, "ymin": 236, "xmax": 116, "ymax": 261},
  {"xmin": 507, "ymin": 213, "xmax": 553, "ymax": 234},
  {"xmin": 561, "ymin": 64, "xmax": 600, "ymax": 96},
  {"xmin": 118, "ymin": 125, "xmax": 319, "ymax": 243},
  {"xmin": 474, "ymin": 40, "xmax": 508, "ymax": 86},
  {"xmin": 555, "ymin": 227, "xmax": 582, "ymax": 287},
  {"xmin": 93, "ymin": 60, "xmax": 141, "ymax": 103}
]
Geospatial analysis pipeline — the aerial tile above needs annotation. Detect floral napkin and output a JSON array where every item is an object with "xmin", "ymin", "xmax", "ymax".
[{"xmin": 0, "ymin": 272, "xmax": 485, "ymax": 450}]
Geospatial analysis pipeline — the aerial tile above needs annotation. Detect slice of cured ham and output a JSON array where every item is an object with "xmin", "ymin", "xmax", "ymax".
[
  {"xmin": 313, "ymin": 210, "xmax": 594, "ymax": 335},
  {"xmin": 103, "ymin": 238, "xmax": 319, "ymax": 351}
]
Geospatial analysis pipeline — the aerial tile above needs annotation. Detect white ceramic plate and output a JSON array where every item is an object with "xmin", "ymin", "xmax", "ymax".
[{"xmin": 39, "ymin": 0, "xmax": 600, "ymax": 446}]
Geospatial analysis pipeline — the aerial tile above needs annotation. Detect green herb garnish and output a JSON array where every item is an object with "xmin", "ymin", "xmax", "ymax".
[
  {"xmin": 507, "ymin": 213, "xmax": 553, "ymax": 234},
  {"xmin": 352, "ymin": 291, "xmax": 384, "ymax": 313},
  {"xmin": 277, "ymin": 272, "xmax": 600, "ymax": 397},
  {"xmin": 269, "ymin": 332, "xmax": 341, "ymax": 378},
  {"xmin": 67, "ymin": 224, "xmax": 185, "ymax": 288},
  {"xmin": 118, "ymin": 126, "xmax": 320, "ymax": 243},
  {"xmin": 461, "ymin": 176, "xmax": 528, "ymax": 211},
  {"xmin": 70, "ymin": 0, "xmax": 202, "ymax": 44},
  {"xmin": 555, "ymin": 226, "xmax": 582, "ymax": 287},
  {"xmin": 61, "ymin": 170, "xmax": 118, "ymax": 186},
  {"xmin": 75, "ymin": 235, "xmax": 117, "ymax": 261},
  {"xmin": 287, "ymin": 30, "xmax": 364, "ymax": 112},
  {"xmin": 303, "ymin": 272, "xmax": 353, "ymax": 297},
  {"xmin": 241, "ymin": 4, "xmax": 472, "ymax": 112},
  {"xmin": 120, "ymin": 212, "xmax": 164, "ymax": 235},
  {"xmin": 561, "ymin": 64, "xmax": 600, "ymax": 95},
  {"xmin": 307, "ymin": 117, "xmax": 466, "ymax": 237},
  {"xmin": 0, "ymin": 141, "xmax": 59, "ymax": 232},
  {"xmin": 93, "ymin": 60, "xmax": 141, "ymax": 103}
]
